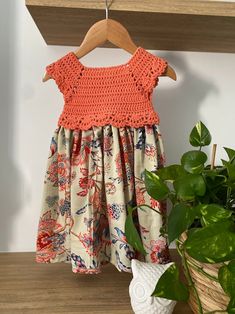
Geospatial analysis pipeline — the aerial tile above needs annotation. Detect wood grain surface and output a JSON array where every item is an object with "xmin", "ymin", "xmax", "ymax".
[
  {"xmin": 0, "ymin": 250, "xmax": 193, "ymax": 314},
  {"xmin": 25, "ymin": 0, "xmax": 235, "ymax": 53},
  {"xmin": 26, "ymin": 0, "xmax": 235, "ymax": 17}
]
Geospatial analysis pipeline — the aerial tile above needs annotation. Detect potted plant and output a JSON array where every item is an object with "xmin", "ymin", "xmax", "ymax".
[{"xmin": 125, "ymin": 121, "xmax": 235, "ymax": 313}]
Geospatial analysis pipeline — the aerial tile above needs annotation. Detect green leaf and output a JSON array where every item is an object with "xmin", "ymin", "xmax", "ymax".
[
  {"xmin": 203, "ymin": 173, "xmax": 227, "ymax": 204},
  {"xmin": 224, "ymin": 147, "xmax": 235, "ymax": 165},
  {"xmin": 151, "ymin": 263, "xmax": 189, "ymax": 301},
  {"xmin": 223, "ymin": 160, "xmax": 235, "ymax": 181},
  {"xmin": 189, "ymin": 121, "xmax": 212, "ymax": 147},
  {"xmin": 181, "ymin": 150, "xmax": 207, "ymax": 174},
  {"xmin": 184, "ymin": 220, "xmax": 235, "ymax": 263},
  {"xmin": 228, "ymin": 298, "xmax": 235, "ymax": 313},
  {"xmin": 168, "ymin": 204, "xmax": 196, "ymax": 243},
  {"xmin": 221, "ymin": 159, "xmax": 227, "ymax": 166},
  {"xmin": 173, "ymin": 174, "xmax": 206, "ymax": 201},
  {"xmin": 195, "ymin": 204, "xmax": 232, "ymax": 226},
  {"xmin": 125, "ymin": 205, "xmax": 146, "ymax": 255},
  {"xmin": 204, "ymin": 171, "xmax": 227, "ymax": 188},
  {"xmin": 144, "ymin": 169, "xmax": 169, "ymax": 200},
  {"xmin": 156, "ymin": 165, "xmax": 186, "ymax": 182},
  {"xmin": 218, "ymin": 260, "xmax": 235, "ymax": 298}
]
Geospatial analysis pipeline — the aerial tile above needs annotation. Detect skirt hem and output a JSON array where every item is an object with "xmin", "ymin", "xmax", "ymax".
[{"xmin": 35, "ymin": 254, "xmax": 133, "ymax": 274}]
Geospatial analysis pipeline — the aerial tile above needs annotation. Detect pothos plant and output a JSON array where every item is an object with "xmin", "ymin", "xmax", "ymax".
[{"xmin": 125, "ymin": 121, "xmax": 235, "ymax": 314}]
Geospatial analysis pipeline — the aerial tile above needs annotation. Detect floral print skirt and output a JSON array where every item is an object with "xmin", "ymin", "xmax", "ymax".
[{"xmin": 35, "ymin": 124, "xmax": 170, "ymax": 274}]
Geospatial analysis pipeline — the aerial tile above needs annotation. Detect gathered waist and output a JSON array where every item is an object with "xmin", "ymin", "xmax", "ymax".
[{"xmin": 57, "ymin": 104, "xmax": 160, "ymax": 130}]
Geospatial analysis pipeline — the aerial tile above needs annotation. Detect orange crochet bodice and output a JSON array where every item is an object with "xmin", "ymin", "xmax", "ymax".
[{"xmin": 45, "ymin": 46, "xmax": 168, "ymax": 130}]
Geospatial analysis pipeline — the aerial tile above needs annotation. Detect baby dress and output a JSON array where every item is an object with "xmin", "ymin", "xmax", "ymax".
[{"xmin": 35, "ymin": 46, "xmax": 170, "ymax": 274}]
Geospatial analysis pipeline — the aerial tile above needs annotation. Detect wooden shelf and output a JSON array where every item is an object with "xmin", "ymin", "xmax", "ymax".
[
  {"xmin": 26, "ymin": 0, "xmax": 235, "ymax": 53},
  {"xmin": 0, "ymin": 250, "xmax": 193, "ymax": 313}
]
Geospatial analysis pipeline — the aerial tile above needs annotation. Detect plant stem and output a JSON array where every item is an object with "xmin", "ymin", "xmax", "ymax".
[
  {"xmin": 132, "ymin": 203, "xmax": 165, "ymax": 217},
  {"xmin": 177, "ymin": 242, "xmax": 204, "ymax": 314},
  {"xmin": 226, "ymin": 186, "xmax": 232, "ymax": 210}
]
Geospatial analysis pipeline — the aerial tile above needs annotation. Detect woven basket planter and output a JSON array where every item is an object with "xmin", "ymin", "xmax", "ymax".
[{"xmin": 179, "ymin": 232, "xmax": 230, "ymax": 313}]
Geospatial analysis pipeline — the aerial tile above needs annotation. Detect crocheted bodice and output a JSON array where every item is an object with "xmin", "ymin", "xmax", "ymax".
[{"xmin": 45, "ymin": 46, "xmax": 168, "ymax": 130}]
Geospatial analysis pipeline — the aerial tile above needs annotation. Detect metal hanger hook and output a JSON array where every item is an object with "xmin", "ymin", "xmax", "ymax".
[{"xmin": 105, "ymin": 0, "xmax": 109, "ymax": 19}]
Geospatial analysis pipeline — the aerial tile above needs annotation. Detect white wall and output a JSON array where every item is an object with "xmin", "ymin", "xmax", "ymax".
[{"xmin": 0, "ymin": 0, "xmax": 235, "ymax": 252}]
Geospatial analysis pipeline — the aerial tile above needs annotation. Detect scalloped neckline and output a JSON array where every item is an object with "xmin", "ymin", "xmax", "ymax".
[{"xmin": 69, "ymin": 46, "xmax": 144, "ymax": 71}]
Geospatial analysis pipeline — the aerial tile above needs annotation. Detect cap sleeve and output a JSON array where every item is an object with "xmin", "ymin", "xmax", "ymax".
[
  {"xmin": 130, "ymin": 51, "xmax": 168, "ymax": 97},
  {"xmin": 148, "ymin": 55, "xmax": 168, "ymax": 91},
  {"xmin": 45, "ymin": 57, "xmax": 67, "ymax": 94},
  {"xmin": 45, "ymin": 52, "xmax": 84, "ymax": 100}
]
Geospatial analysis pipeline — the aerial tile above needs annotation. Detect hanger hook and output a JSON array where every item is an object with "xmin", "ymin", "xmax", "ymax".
[{"xmin": 105, "ymin": 0, "xmax": 109, "ymax": 19}]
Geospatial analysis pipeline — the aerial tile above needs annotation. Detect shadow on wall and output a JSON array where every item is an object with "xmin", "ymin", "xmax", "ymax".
[
  {"xmin": 154, "ymin": 52, "xmax": 219, "ymax": 165},
  {"xmin": 0, "ymin": 1, "xmax": 22, "ymax": 251}
]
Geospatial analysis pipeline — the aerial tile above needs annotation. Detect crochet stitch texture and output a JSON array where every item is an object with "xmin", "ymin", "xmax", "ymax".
[{"xmin": 46, "ymin": 46, "xmax": 168, "ymax": 130}]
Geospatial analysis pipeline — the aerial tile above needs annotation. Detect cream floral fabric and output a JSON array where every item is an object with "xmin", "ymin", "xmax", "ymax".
[{"xmin": 35, "ymin": 124, "xmax": 170, "ymax": 274}]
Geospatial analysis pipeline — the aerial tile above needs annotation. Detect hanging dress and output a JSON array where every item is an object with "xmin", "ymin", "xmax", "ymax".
[{"xmin": 35, "ymin": 46, "xmax": 171, "ymax": 274}]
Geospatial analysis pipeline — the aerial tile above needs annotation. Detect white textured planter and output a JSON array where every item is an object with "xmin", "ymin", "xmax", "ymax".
[{"xmin": 129, "ymin": 259, "xmax": 177, "ymax": 314}]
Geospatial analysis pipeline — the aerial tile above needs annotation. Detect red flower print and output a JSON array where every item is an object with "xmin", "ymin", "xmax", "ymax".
[
  {"xmin": 82, "ymin": 135, "xmax": 92, "ymax": 143},
  {"xmin": 37, "ymin": 211, "xmax": 62, "ymax": 233},
  {"xmin": 123, "ymin": 151, "xmax": 131, "ymax": 163},
  {"xmin": 159, "ymin": 152, "xmax": 166, "ymax": 165},
  {"xmin": 150, "ymin": 251, "xmax": 159, "ymax": 263},
  {"xmin": 103, "ymin": 136, "xmax": 112, "ymax": 151},
  {"xmin": 150, "ymin": 197, "xmax": 160, "ymax": 209},
  {"xmin": 96, "ymin": 167, "xmax": 101, "ymax": 175},
  {"xmin": 149, "ymin": 238, "xmax": 170, "ymax": 263},
  {"xmin": 36, "ymin": 209, "xmax": 68, "ymax": 263},
  {"xmin": 38, "ymin": 218, "xmax": 62, "ymax": 233},
  {"xmin": 77, "ymin": 174, "xmax": 97, "ymax": 198},
  {"xmin": 72, "ymin": 146, "xmax": 90, "ymax": 166},
  {"xmin": 150, "ymin": 239, "xmax": 166, "ymax": 251},
  {"xmin": 146, "ymin": 126, "xmax": 153, "ymax": 134},
  {"xmin": 78, "ymin": 231, "xmax": 102, "ymax": 257},
  {"xmin": 80, "ymin": 167, "xmax": 88, "ymax": 176},
  {"xmin": 145, "ymin": 145, "xmax": 156, "ymax": 157},
  {"xmin": 84, "ymin": 145, "xmax": 91, "ymax": 154},
  {"xmin": 105, "ymin": 182, "xmax": 116, "ymax": 195},
  {"xmin": 77, "ymin": 190, "xmax": 88, "ymax": 197},
  {"xmin": 89, "ymin": 190, "xmax": 102, "ymax": 210},
  {"xmin": 37, "ymin": 230, "xmax": 53, "ymax": 251},
  {"xmin": 79, "ymin": 177, "xmax": 95, "ymax": 190},
  {"xmin": 136, "ymin": 185, "xmax": 145, "ymax": 204},
  {"xmin": 71, "ymin": 153, "xmax": 82, "ymax": 166},
  {"xmin": 115, "ymin": 153, "xmax": 123, "ymax": 177},
  {"xmin": 58, "ymin": 165, "xmax": 66, "ymax": 177},
  {"xmin": 72, "ymin": 132, "xmax": 79, "ymax": 154},
  {"xmin": 36, "ymin": 124, "xmax": 168, "ymax": 271},
  {"xmin": 139, "ymin": 225, "xmax": 149, "ymax": 234}
]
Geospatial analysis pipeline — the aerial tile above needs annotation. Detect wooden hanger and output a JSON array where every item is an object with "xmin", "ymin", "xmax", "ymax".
[{"xmin": 42, "ymin": 0, "xmax": 176, "ymax": 82}]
